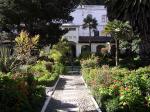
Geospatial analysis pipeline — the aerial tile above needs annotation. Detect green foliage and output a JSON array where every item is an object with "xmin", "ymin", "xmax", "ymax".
[
  {"xmin": 81, "ymin": 65, "xmax": 150, "ymax": 112},
  {"xmin": 105, "ymin": 0, "xmax": 150, "ymax": 38},
  {"xmin": 80, "ymin": 0, "xmax": 104, "ymax": 5},
  {"xmin": 103, "ymin": 20, "xmax": 134, "ymax": 40},
  {"xmin": 0, "ymin": 0, "xmax": 80, "ymax": 46},
  {"xmin": 15, "ymin": 31, "xmax": 39, "ymax": 64},
  {"xmin": 49, "ymin": 39, "xmax": 70, "ymax": 63},
  {"xmin": 49, "ymin": 49, "xmax": 62, "ymax": 62},
  {"xmin": 105, "ymin": 0, "xmax": 150, "ymax": 58},
  {"xmin": 29, "ymin": 61, "xmax": 64, "ymax": 87},
  {"xmin": 104, "ymin": 97, "xmax": 121, "ymax": 112},
  {"xmin": 0, "ymin": 47, "xmax": 21, "ymax": 73},
  {"xmin": 103, "ymin": 20, "xmax": 134, "ymax": 66},
  {"xmin": 0, "ymin": 58, "xmax": 65, "ymax": 111},
  {"xmin": 83, "ymin": 14, "xmax": 98, "ymax": 30},
  {"xmin": 80, "ymin": 55, "xmax": 99, "ymax": 68},
  {"xmin": 79, "ymin": 50, "xmax": 91, "ymax": 59},
  {"xmin": 0, "ymin": 72, "xmax": 38, "ymax": 112},
  {"xmin": 29, "ymin": 61, "xmax": 49, "ymax": 77}
]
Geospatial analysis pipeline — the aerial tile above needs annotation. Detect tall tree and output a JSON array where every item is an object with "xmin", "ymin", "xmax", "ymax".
[
  {"xmin": 80, "ymin": 0, "xmax": 104, "ymax": 5},
  {"xmin": 0, "ymin": 0, "xmax": 80, "ymax": 46},
  {"xmin": 103, "ymin": 20, "xmax": 133, "ymax": 66},
  {"xmin": 83, "ymin": 14, "xmax": 98, "ymax": 51},
  {"xmin": 105, "ymin": 0, "xmax": 150, "ymax": 59}
]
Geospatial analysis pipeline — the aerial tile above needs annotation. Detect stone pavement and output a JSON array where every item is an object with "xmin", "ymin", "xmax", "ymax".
[{"xmin": 45, "ymin": 74, "xmax": 99, "ymax": 112}]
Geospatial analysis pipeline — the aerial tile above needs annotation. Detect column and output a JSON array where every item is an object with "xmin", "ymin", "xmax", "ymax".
[{"xmin": 76, "ymin": 44, "xmax": 81, "ymax": 57}]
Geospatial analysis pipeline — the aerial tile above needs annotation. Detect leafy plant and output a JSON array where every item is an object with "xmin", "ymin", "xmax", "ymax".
[
  {"xmin": 49, "ymin": 49, "xmax": 62, "ymax": 63},
  {"xmin": 0, "ymin": 47, "xmax": 21, "ymax": 73},
  {"xmin": 81, "ymin": 65, "xmax": 150, "ymax": 112},
  {"xmin": 15, "ymin": 31, "xmax": 39, "ymax": 64},
  {"xmin": 49, "ymin": 39, "xmax": 70, "ymax": 63},
  {"xmin": 103, "ymin": 20, "xmax": 134, "ymax": 66},
  {"xmin": 81, "ymin": 55, "xmax": 99, "ymax": 68}
]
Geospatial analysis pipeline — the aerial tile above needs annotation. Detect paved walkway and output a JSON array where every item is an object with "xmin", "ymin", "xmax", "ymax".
[{"xmin": 45, "ymin": 74, "xmax": 99, "ymax": 112}]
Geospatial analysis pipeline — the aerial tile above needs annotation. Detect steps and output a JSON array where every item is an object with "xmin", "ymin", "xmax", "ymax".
[
  {"xmin": 45, "ymin": 74, "xmax": 99, "ymax": 112},
  {"xmin": 66, "ymin": 66, "xmax": 80, "ymax": 74}
]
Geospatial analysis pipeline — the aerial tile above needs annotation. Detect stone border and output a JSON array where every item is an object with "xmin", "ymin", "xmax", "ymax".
[
  {"xmin": 81, "ymin": 75, "xmax": 102, "ymax": 112},
  {"xmin": 41, "ymin": 76, "xmax": 60, "ymax": 112}
]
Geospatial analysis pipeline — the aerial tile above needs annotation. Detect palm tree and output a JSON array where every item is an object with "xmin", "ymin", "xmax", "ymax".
[
  {"xmin": 103, "ymin": 20, "xmax": 133, "ymax": 66},
  {"xmin": 83, "ymin": 14, "xmax": 98, "ymax": 51},
  {"xmin": 105, "ymin": 0, "xmax": 150, "ymax": 59}
]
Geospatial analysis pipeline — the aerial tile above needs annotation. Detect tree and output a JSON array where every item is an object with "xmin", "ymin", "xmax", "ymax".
[
  {"xmin": 83, "ymin": 14, "xmax": 98, "ymax": 51},
  {"xmin": 80, "ymin": 0, "xmax": 104, "ymax": 5},
  {"xmin": 0, "ymin": 0, "xmax": 80, "ymax": 46},
  {"xmin": 105, "ymin": 0, "xmax": 150, "ymax": 59},
  {"xmin": 103, "ymin": 20, "xmax": 133, "ymax": 66}
]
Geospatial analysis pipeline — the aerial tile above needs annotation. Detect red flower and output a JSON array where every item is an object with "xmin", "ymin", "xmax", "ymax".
[{"xmin": 113, "ymin": 85, "xmax": 118, "ymax": 89}]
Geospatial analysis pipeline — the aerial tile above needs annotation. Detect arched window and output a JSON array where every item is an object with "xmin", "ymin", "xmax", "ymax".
[
  {"xmin": 81, "ymin": 45, "xmax": 90, "ymax": 53},
  {"xmin": 96, "ymin": 45, "xmax": 105, "ymax": 55}
]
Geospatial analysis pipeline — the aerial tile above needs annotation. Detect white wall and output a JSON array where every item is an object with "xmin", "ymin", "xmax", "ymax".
[
  {"xmin": 63, "ymin": 26, "xmax": 79, "ymax": 43},
  {"xmin": 70, "ymin": 5, "xmax": 107, "ymax": 36},
  {"xmin": 62, "ymin": 5, "xmax": 108, "ymax": 57}
]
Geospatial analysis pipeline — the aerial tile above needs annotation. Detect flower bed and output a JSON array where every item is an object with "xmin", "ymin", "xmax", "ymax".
[{"xmin": 81, "ymin": 58, "xmax": 150, "ymax": 112}]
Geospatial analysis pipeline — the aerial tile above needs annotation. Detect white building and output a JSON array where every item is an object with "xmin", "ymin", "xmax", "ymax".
[{"xmin": 62, "ymin": 5, "xmax": 114, "ymax": 57}]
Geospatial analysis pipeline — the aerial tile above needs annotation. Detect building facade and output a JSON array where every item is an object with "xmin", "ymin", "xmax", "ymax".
[{"xmin": 62, "ymin": 5, "xmax": 113, "ymax": 57}]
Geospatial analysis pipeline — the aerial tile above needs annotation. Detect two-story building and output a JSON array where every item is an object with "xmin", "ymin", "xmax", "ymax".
[{"xmin": 62, "ymin": 5, "xmax": 114, "ymax": 57}]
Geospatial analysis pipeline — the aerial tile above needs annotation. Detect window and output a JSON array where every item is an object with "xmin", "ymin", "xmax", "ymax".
[
  {"xmin": 64, "ymin": 28, "xmax": 76, "ymax": 31},
  {"xmin": 69, "ymin": 36, "xmax": 72, "ymax": 39},
  {"xmin": 69, "ymin": 28, "xmax": 76, "ymax": 31},
  {"xmin": 94, "ymin": 30, "xmax": 99, "ymax": 36},
  {"xmin": 102, "ymin": 15, "xmax": 107, "ymax": 22}
]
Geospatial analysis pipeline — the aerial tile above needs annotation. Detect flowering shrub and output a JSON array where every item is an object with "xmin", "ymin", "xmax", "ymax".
[
  {"xmin": 81, "ymin": 65, "xmax": 150, "ymax": 112},
  {"xmin": 81, "ymin": 55, "xmax": 99, "ymax": 68}
]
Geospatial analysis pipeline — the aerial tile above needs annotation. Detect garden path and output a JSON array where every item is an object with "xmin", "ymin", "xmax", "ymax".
[{"xmin": 45, "ymin": 73, "xmax": 100, "ymax": 112}]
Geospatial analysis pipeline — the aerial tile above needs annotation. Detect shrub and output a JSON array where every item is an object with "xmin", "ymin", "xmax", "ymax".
[
  {"xmin": 15, "ymin": 31, "xmax": 39, "ymax": 64},
  {"xmin": 79, "ymin": 51, "xmax": 91, "ymax": 59},
  {"xmin": 81, "ymin": 55, "xmax": 99, "ymax": 68},
  {"xmin": 49, "ymin": 49, "xmax": 62, "ymax": 63},
  {"xmin": 0, "ymin": 47, "xmax": 22, "ymax": 73},
  {"xmin": 104, "ymin": 97, "xmax": 121, "ymax": 112},
  {"xmin": 0, "ymin": 72, "xmax": 34, "ymax": 112},
  {"xmin": 81, "ymin": 65, "xmax": 150, "ymax": 112}
]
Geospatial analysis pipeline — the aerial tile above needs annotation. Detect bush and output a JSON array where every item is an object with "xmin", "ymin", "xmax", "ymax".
[
  {"xmin": 81, "ymin": 66, "xmax": 150, "ymax": 112},
  {"xmin": 81, "ymin": 55, "xmax": 99, "ymax": 68},
  {"xmin": 104, "ymin": 97, "xmax": 121, "ymax": 112},
  {"xmin": 0, "ymin": 72, "xmax": 37, "ymax": 112},
  {"xmin": 29, "ymin": 61, "xmax": 64, "ymax": 87}
]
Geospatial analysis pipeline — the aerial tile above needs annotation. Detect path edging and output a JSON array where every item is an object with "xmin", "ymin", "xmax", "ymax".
[
  {"xmin": 41, "ymin": 76, "xmax": 60, "ymax": 112},
  {"xmin": 81, "ymin": 75, "xmax": 102, "ymax": 112}
]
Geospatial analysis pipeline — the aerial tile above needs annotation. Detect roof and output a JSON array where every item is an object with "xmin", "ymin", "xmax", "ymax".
[
  {"xmin": 62, "ymin": 23, "xmax": 80, "ymax": 27},
  {"xmin": 77, "ymin": 5, "xmax": 106, "ymax": 10},
  {"xmin": 79, "ymin": 36, "xmax": 114, "ymax": 43}
]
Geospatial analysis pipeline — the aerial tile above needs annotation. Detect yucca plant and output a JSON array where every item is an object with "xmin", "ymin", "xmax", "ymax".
[{"xmin": 0, "ymin": 47, "xmax": 21, "ymax": 73}]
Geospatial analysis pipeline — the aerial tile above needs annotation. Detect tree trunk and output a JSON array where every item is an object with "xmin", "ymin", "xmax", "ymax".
[
  {"xmin": 140, "ymin": 38, "xmax": 150, "ymax": 60},
  {"xmin": 115, "ymin": 39, "xmax": 119, "ymax": 66},
  {"xmin": 89, "ymin": 28, "xmax": 92, "ymax": 52}
]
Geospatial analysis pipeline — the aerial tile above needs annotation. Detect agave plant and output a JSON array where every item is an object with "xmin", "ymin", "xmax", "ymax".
[{"xmin": 0, "ymin": 47, "xmax": 22, "ymax": 73}]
